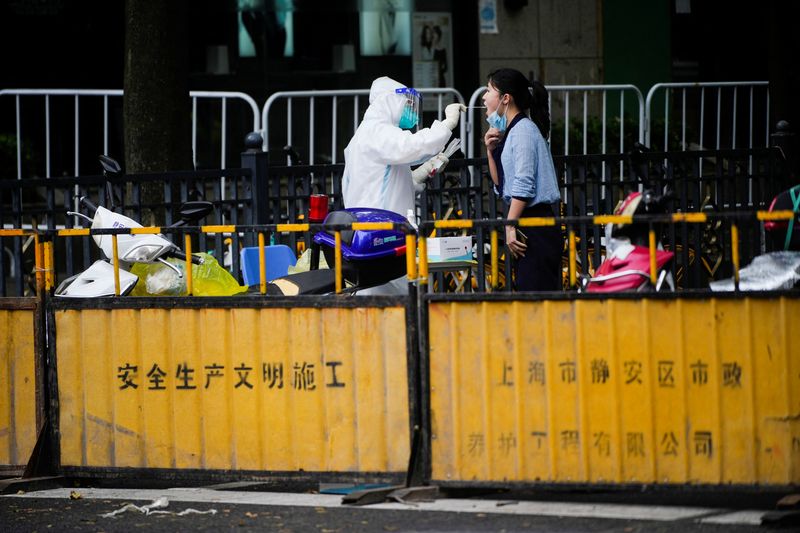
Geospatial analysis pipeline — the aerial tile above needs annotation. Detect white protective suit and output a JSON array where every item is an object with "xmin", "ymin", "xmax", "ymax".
[{"xmin": 342, "ymin": 77, "xmax": 453, "ymax": 215}]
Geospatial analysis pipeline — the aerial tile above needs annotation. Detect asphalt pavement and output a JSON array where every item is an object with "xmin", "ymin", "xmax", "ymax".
[{"xmin": 2, "ymin": 484, "xmax": 794, "ymax": 532}]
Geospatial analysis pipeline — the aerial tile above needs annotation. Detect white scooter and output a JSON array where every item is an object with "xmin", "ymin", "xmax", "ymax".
[
  {"xmin": 55, "ymin": 156, "xmax": 211, "ymax": 297},
  {"xmin": 710, "ymin": 183, "xmax": 800, "ymax": 291}
]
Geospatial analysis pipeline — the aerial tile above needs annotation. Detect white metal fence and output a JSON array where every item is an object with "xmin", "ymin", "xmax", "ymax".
[
  {"xmin": 466, "ymin": 84, "xmax": 646, "ymax": 159},
  {"xmin": 260, "ymin": 88, "xmax": 466, "ymax": 165},
  {"xmin": 644, "ymin": 81, "xmax": 770, "ymax": 151},
  {"xmin": 644, "ymin": 81, "xmax": 771, "ymax": 207},
  {"xmin": 0, "ymin": 89, "xmax": 260, "ymax": 179},
  {"xmin": 2, "ymin": 82, "xmax": 772, "ymax": 182}
]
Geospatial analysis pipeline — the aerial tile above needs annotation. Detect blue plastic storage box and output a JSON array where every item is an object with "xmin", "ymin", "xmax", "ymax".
[{"xmin": 240, "ymin": 244, "xmax": 297, "ymax": 286}]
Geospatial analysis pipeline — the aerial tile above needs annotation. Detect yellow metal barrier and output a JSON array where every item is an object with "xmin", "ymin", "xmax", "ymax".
[
  {"xmin": 54, "ymin": 303, "xmax": 411, "ymax": 476},
  {"xmin": 54, "ymin": 219, "xmax": 417, "ymax": 297},
  {"xmin": 490, "ymin": 230, "xmax": 499, "ymax": 290},
  {"xmin": 111, "ymin": 234, "xmax": 121, "ymax": 296},
  {"xmin": 258, "ymin": 232, "xmax": 267, "ymax": 294},
  {"xmin": 129, "ymin": 227, "xmax": 163, "ymax": 235},
  {"xmin": 419, "ymin": 237, "xmax": 429, "ymax": 286},
  {"xmin": 434, "ymin": 220, "xmax": 473, "ymax": 230},
  {"xmin": 0, "ymin": 299, "xmax": 41, "ymax": 474},
  {"xmin": 428, "ymin": 296, "xmax": 800, "ymax": 486},
  {"xmin": 45, "ymin": 207, "xmax": 794, "ymax": 297},
  {"xmin": 648, "ymin": 229, "xmax": 657, "ymax": 285},
  {"xmin": 184, "ymin": 234, "xmax": 193, "ymax": 296},
  {"xmin": 568, "ymin": 230, "xmax": 577, "ymax": 288}
]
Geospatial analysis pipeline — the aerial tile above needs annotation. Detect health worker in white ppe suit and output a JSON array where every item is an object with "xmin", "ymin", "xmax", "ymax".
[{"xmin": 342, "ymin": 76, "xmax": 465, "ymax": 215}]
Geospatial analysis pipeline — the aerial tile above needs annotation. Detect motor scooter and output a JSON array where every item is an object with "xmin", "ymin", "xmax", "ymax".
[
  {"xmin": 581, "ymin": 189, "xmax": 675, "ymax": 292},
  {"xmin": 55, "ymin": 156, "xmax": 212, "ymax": 297},
  {"xmin": 257, "ymin": 207, "xmax": 413, "ymax": 296},
  {"xmin": 580, "ymin": 144, "xmax": 675, "ymax": 293}
]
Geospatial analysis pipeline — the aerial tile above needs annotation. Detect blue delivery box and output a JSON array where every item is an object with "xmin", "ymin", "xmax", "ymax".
[{"xmin": 313, "ymin": 208, "xmax": 409, "ymax": 287}]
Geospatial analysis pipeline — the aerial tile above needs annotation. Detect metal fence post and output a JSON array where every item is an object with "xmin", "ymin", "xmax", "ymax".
[{"xmin": 240, "ymin": 132, "xmax": 270, "ymax": 229}]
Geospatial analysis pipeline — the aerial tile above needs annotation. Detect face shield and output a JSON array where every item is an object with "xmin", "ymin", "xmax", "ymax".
[{"xmin": 395, "ymin": 87, "xmax": 421, "ymax": 130}]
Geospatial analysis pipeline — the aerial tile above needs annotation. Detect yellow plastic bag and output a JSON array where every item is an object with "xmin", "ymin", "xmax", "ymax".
[
  {"xmin": 287, "ymin": 247, "xmax": 329, "ymax": 274},
  {"xmin": 129, "ymin": 252, "xmax": 248, "ymax": 296}
]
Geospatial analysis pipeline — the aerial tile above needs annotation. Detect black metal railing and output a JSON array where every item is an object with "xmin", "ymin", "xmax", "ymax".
[
  {"xmin": 28, "ymin": 210, "xmax": 792, "ymax": 299},
  {"xmin": 261, "ymin": 148, "xmax": 788, "ymax": 225},
  {"xmin": 0, "ymin": 146, "xmax": 791, "ymax": 296},
  {"xmin": 0, "ymin": 168, "xmax": 253, "ymax": 296},
  {"xmin": 555, "ymin": 147, "xmax": 789, "ymax": 291},
  {"xmin": 259, "ymin": 147, "xmax": 789, "ymax": 292}
]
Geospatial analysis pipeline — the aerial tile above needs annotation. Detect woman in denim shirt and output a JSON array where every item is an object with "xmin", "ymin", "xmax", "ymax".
[{"xmin": 483, "ymin": 68, "xmax": 563, "ymax": 291}]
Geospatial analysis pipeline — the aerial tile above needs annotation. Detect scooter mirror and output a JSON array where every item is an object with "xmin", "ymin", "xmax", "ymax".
[
  {"xmin": 99, "ymin": 155, "xmax": 123, "ymax": 211},
  {"xmin": 178, "ymin": 201, "xmax": 214, "ymax": 224},
  {"xmin": 99, "ymin": 155, "xmax": 122, "ymax": 176}
]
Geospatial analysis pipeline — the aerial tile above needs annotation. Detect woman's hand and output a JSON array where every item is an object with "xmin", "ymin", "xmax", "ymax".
[
  {"xmin": 484, "ymin": 127, "xmax": 501, "ymax": 153},
  {"xmin": 505, "ymin": 225, "xmax": 527, "ymax": 259}
]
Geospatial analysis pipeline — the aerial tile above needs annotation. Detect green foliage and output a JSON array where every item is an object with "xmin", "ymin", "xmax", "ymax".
[
  {"xmin": 549, "ymin": 116, "xmax": 639, "ymax": 155},
  {"xmin": 0, "ymin": 134, "xmax": 28, "ymax": 179},
  {"xmin": 548, "ymin": 116, "xmax": 684, "ymax": 155}
]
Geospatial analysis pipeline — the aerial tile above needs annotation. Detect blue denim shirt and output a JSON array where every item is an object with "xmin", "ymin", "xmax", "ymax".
[{"xmin": 497, "ymin": 117, "xmax": 561, "ymax": 206}]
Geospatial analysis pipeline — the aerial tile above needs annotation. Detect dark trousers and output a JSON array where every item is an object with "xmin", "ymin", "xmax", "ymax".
[{"xmin": 512, "ymin": 203, "xmax": 563, "ymax": 291}]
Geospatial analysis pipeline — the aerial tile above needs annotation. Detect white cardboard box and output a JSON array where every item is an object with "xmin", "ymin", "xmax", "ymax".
[{"xmin": 427, "ymin": 236, "xmax": 472, "ymax": 262}]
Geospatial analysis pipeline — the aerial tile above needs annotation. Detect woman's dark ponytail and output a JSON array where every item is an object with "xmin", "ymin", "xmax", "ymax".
[{"xmin": 529, "ymin": 80, "xmax": 550, "ymax": 140}]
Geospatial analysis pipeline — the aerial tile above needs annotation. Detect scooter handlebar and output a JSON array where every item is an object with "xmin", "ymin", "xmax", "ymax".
[
  {"xmin": 79, "ymin": 196, "xmax": 98, "ymax": 216},
  {"xmin": 167, "ymin": 249, "xmax": 204, "ymax": 265}
]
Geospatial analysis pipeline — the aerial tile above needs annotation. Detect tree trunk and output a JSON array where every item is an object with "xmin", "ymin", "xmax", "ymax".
[{"xmin": 123, "ymin": 0, "xmax": 191, "ymax": 226}]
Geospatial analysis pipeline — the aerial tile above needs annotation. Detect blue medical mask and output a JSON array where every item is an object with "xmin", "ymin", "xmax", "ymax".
[{"xmin": 486, "ymin": 100, "xmax": 508, "ymax": 132}]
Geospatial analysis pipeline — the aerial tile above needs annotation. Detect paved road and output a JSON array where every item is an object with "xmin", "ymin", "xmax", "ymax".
[{"xmin": 1, "ymin": 486, "xmax": 785, "ymax": 532}]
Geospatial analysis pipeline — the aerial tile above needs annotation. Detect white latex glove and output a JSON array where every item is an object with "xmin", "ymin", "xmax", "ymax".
[
  {"xmin": 411, "ymin": 153, "xmax": 449, "ymax": 184},
  {"xmin": 442, "ymin": 103, "xmax": 467, "ymax": 131}
]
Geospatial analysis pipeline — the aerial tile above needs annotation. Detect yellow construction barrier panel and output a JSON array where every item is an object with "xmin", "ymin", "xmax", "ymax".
[
  {"xmin": 429, "ymin": 297, "xmax": 800, "ymax": 486},
  {"xmin": 55, "ymin": 304, "xmax": 410, "ymax": 475},
  {"xmin": 0, "ymin": 299, "xmax": 40, "ymax": 473}
]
